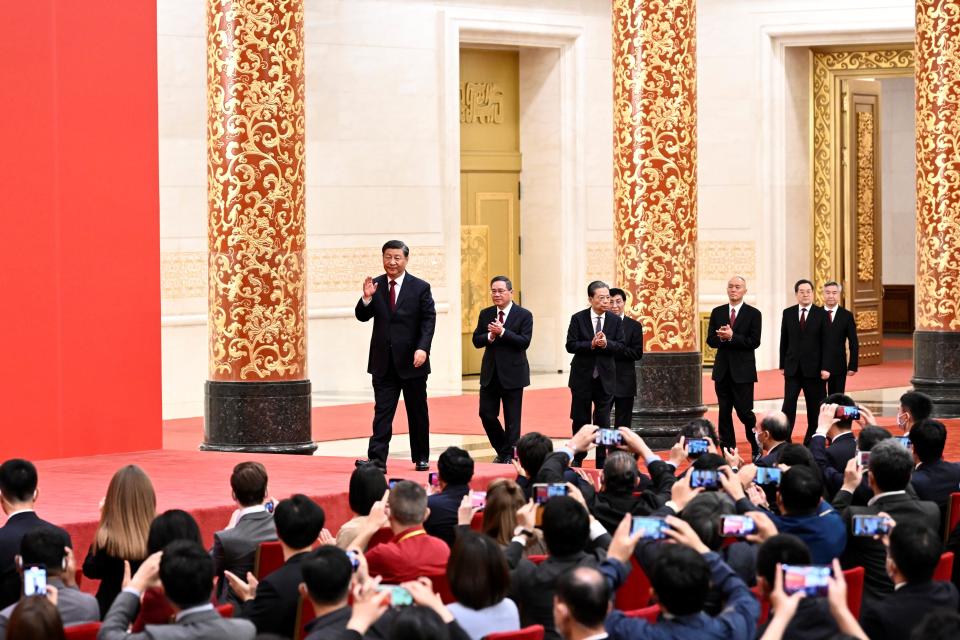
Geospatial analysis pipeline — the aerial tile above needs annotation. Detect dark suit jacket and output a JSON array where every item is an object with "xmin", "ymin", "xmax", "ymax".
[
  {"xmin": 304, "ymin": 605, "xmax": 352, "ymax": 640},
  {"xmin": 834, "ymin": 490, "xmax": 940, "ymax": 602},
  {"xmin": 757, "ymin": 597, "xmax": 839, "ymax": 640},
  {"xmin": 823, "ymin": 306, "xmax": 858, "ymax": 374},
  {"xmin": 860, "ymin": 580, "xmax": 959, "ymax": 640},
  {"xmin": 100, "ymin": 591, "xmax": 256, "ymax": 640},
  {"xmin": 780, "ymin": 304, "xmax": 831, "ymax": 377},
  {"xmin": 0, "ymin": 512, "xmax": 72, "ymax": 610},
  {"xmin": 212, "ymin": 510, "xmax": 277, "ymax": 605},
  {"xmin": 613, "ymin": 315, "xmax": 644, "ymax": 398},
  {"xmin": 757, "ymin": 442, "xmax": 787, "ymax": 467},
  {"xmin": 355, "ymin": 272, "xmax": 436, "ymax": 379},
  {"xmin": 239, "ymin": 551, "xmax": 309, "ymax": 637},
  {"xmin": 591, "ymin": 460, "xmax": 676, "ymax": 534},
  {"xmin": 471, "ymin": 304, "xmax": 532, "ymax": 390},
  {"xmin": 424, "ymin": 484, "xmax": 471, "ymax": 547},
  {"xmin": 706, "ymin": 303, "xmax": 761, "ymax": 383},
  {"xmin": 565, "ymin": 310, "xmax": 623, "ymax": 396},
  {"xmin": 912, "ymin": 459, "xmax": 960, "ymax": 526}
]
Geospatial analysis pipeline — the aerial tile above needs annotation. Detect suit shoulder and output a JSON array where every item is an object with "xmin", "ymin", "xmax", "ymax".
[
  {"xmin": 404, "ymin": 272, "xmax": 429, "ymax": 288},
  {"xmin": 623, "ymin": 315, "xmax": 642, "ymax": 328},
  {"xmin": 742, "ymin": 302, "xmax": 761, "ymax": 316},
  {"xmin": 710, "ymin": 303, "xmax": 728, "ymax": 314}
]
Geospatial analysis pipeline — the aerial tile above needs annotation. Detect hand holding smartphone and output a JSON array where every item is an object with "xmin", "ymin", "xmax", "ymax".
[
  {"xmin": 631, "ymin": 516, "xmax": 667, "ymax": 539},
  {"xmin": 23, "ymin": 566, "xmax": 46, "ymax": 597},
  {"xmin": 686, "ymin": 438, "xmax": 709, "ymax": 457}
]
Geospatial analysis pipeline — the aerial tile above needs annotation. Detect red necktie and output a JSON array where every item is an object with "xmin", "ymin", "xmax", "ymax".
[
  {"xmin": 800, "ymin": 307, "xmax": 807, "ymax": 330},
  {"xmin": 498, "ymin": 310, "xmax": 504, "ymax": 324},
  {"xmin": 730, "ymin": 307, "xmax": 737, "ymax": 327},
  {"xmin": 389, "ymin": 280, "xmax": 397, "ymax": 312},
  {"xmin": 829, "ymin": 309, "xmax": 834, "ymax": 324}
]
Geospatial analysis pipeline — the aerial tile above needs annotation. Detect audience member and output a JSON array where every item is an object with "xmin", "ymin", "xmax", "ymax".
[
  {"xmin": 682, "ymin": 418, "xmax": 722, "ymax": 450},
  {"xmin": 212, "ymin": 462, "xmax": 277, "ymax": 605},
  {"xmin": 82, "ymin": 465, "xmax": 155, "ymax": 618},
  {"xmin": 514, "ymin": 432, "xmax": 554, "ymax": 497},
  {"xmin": 554, "ymin": 566, "xmax": 610, "ymax": 640},
  {"xmin": 909, "ymin": 419, "xmax": 960, "ymax": 525},
  {"xmin": 898, "ymin": 390, "xmax": 933, "ymax": 434},
  {"xmin": 466, "ymin": 479, "xmax": 546, "ymax": 556},
  {"xmin": 754, "ymin": 412, "xmax": 791, "ymax": 466},
  {"xmin": 681, "ymin": 492, "xmax": 757, "ymax": 588},
  {"xmin": 910, "ymin": 610, "xmax": 960, "ymax": 640},
  {"xmin": 445, "ymin": 531, "xmax": 518, "ymax": 640},
  {"xmin": 336, "ymin": 463, "xmax": 388, "ymax": 548},
  {"xmin": 229, "ymin": 494, "xmax": 325, "ymax": 638},
  {"xmin": 809, "ymin": 396, "xmax": 860, "ymax": 475},
  {"xmin": 424, "ymin": 447, "xmax": 474, "ymax": 547},
  {"xmin": 0, "ymin": 459, "xmax": 72, "ymax": 610},
  {"xmin": 5, "ymin": 596, "xmax": 64, "ymax": 640},
  {"xmin": 302, "ymin": 546, "xmax": 364, "ymax": 639},
  {"xmin": 99, "ymin": 541, "xmax": 256, "ymax": 640}
]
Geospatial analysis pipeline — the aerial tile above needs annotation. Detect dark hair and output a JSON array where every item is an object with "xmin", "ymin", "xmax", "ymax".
[
  {"xmin": 490, "ymin": 276, "xmax": 513, "ymax": 291},
  {"xmin": 447, "ymin": 531, "xmax": 509, "ymax": 609},
  {"xmin": 776, "ymin": 444, "xmax": 824, "ymax": 486},
  {"xmin": 650, "ymin": 545, "xmax": 710, "ymax": 616},
  {"xmin": 516, "ymin": 432, "xmax": 553, "ymax": 479},
  {"xmin": 556, "ymin": 566, "xmax": 610, "ymax": 628},
  {"xmin": 683, "ymin": 418, "xmax": 720, "ymax": 447},
  {"xmin": 759, "ymin": 414, "xmax": 791, "ymax": 442},
  {"xmin": 20, "ymin": 529, "xmax": 70, "ymax": 577},
  {"xmin": 382, "ymin": 240, "xmax": 409, "ymax": 257},
  {"xmin": 900, "ymin": 391, "xmax": 933, "ymax": 423},
  {"xmin": 911, "ymin": 610, "xmax": 960, "ymax": 640},
  {"xmin": 392, "ymin": 606, "xmax": 450, "ymax": 640},
  {"xmin": 681, "ymin": 493, "xmax": 735, "ymax": 550},
  {"xmin": 387, "ymin": 481, "xmax": 428, "ymax": 526},
  {"xmin": 159, "ymin": 540, "xmax": 214, "ymax": 609},
  {"xmin": 889, "ymin": 522, "xmax": 942, "ymax": 583},
  {"xmin": 147, "ymin": 509, "xmax": 202, "ymax": 555},
  {"xmin": 349, "ymin": 464, "xmax": 388, "ymax": 516},
  {"xmin": 691, "ymin": 453, "xmax": 725, "ymax": 471},
  {"xmin": 274, "ymin": 494, "xmax": 325, "ymax": 549},
  {"xmin": 0, "ymin": 459, "xmax": 38, "ymax": 503},
  {"xmin": 823, "ymin": 280, "xmax": 841, "ymax": 290},
  {"xmin": 868, "ymin": 440, "xmax": 914, "ymax": 492},
  {"xmin": 230, "ymin": 461, "xmax": 268, "ymax": 507},
  {"xmin": 541, "ymin": 497, "xmax": 589, "ymax": 557},
  {"xmin": 602, "ymin": 451, "xmax": 639, "ymax": 497},
  {"xmin": 756, "ymin": 534, "xmax": 811, "ymax": 585},
  {"xmin": 779, "ymin": 466, "xmax": 823, "ymax": 515},
  {"xmin": 858, "ymin": 426, "xmax": 892, "ymax": 452},
  {"xmin": 437, "ymin": 447, "xmax": 474, "ymax": 486},
  {"xmin": 587, "ymin": 281, "xmax": 609, "ymax": 298},
  {"xmin": 302, "ymin": 546, "xmax": 353, "ymax": 605},
  {"xmin": 910, "ymin": 419, "xmax": 947, "ymax": 464},
  {"xmin": 5, "ymin": 596, "xmax": 65, "ymax": 640},
  {"xmin": 794, "ymin": 279, "xmax": 814, "ymax": 293},
  {"xmin": 823, "ymin": 393, "xmax": 857, "ymax": 429},
  {"xmin": 608, "ymin": 287, "xmax": 627, "ymax": 302}
]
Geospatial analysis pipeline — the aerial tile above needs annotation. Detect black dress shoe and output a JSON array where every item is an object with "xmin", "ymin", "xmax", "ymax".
[
  {"xmin": 491, "ymin": 455, "xmax": 510, "ymax": 464},
  {"xmin": 415, "ymin": 460, "xmax": 430, "ymax": 472}
]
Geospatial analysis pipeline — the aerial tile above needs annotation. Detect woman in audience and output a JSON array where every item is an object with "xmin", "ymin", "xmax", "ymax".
[
  {"xmin": 6, "ymin": 595, "xmax": 65, "ymax": 640},
  {"xmin": 445, "ymin": 531, "xmax": 519, "ymax": 640},
  {"xmin": 337, "ymin": 463, "xmax": 388, "ymax": 548},
  {"xmin": 476, "ymin": 479, "xmax": 546, "ymax": 556},
  {"xmin": 82, "ymin": 464, "xmax": 156, "ymax": 618}
]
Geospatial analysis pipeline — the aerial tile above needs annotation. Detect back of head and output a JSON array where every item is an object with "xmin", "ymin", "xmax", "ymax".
[
  {"xmin": 160, "ymin": 540, "xmax": 214, "ymax": 609},
  {"xmin": 302, "ymin": 546, "xmax": 352, "ymax": 605},
  {"xmin": 349, "ymin": 464, "xmax": 388, "ymax": 516},
  {"xmin": 909, "ymin": 419, "xmax": 947, "ymax": 465},
  {"xmin": 910, "ymin": 610, "xmax": 960, "ymax": 640},
  {"xmin": 683, "ymin": 419, "xmax": 720, "ymax": 447},
  {"xmin": 447, "ymin": 531, "xmax": 509, "ymax": 610},
  {"xmin": 756, "ymin": 534, "xmax": 812, "ymax": 586},
  {"xmin": 691, "ymin": 452, "xmax": 725, "ymax": 471},
  {"xmin": 889, "ymin": 522, "xmax": 942, "ymax": 583},
  {"xmin": 681, "ymin": 493, "xmax": 735, "ymax": 550},
  {"xmin": 388, "ymin": 481, "xmax": 428, "ymax": 527},
  {"xmin": 147, "ymin": 509, "xmax": 202, "ymax": 555},
  {"xmin": 19, "ymin": 529, "xmax": 70, "ymax": 578},
  {"xmin": 602, "ymin": 451, "xmax": 639, "ymax": 496},
  {"xmin": 868, "ymin": 440, "xmax": 914, "ymax": 492},
  {"xmin": 650, "ymin": 545, "xmax": 710, "ymax": 616},
  {"xmin": 391, "ymin": 605, "xmax": 449, "ymax": 640},
  {"xmin": 97, "ymin": 465, "xmax": 156, "ymax": 560},
  {"xmin": 437, "ymin": 447, "xmax": 474, "ymax": 486},
  {"xmin": 823, "ymin": 393, "xmax": 857, "ymax": 430},
  {"xmin": 759, "ymin": 413, "xmax": 791, "ymax": 442},
  {"xmin": 777, "ymin": 444, "xmax": 823, "ymax": 486},
  {"xmin": 274, "ymin": 494, "xmax": 325, "ymax": 549},
  {"xmin": 230, "ymin": 461, "xmax": 268, "ymax": 507},
  {"xmin": 6, "ymin": 595, "xmax": 65, "ymax": 640},
  {"xmin": 0, "ymin": 459, "xmax": 38, "ymax": 504},
  {"xmin": 482, "ymin": 479, "xmax": 525, "ymax": 545},
  {"xmin": 858, "ymin": 426, "xmax": 892, "ymax": 452},
  {"xmin": 541, "ymin": 496, "xmax": 589, "ymax": 557},
  {"xmin": 779, "ymin": 466, "xmax": 823, "ymax": 515},
  {"xmin": 555, "ymin": 566, "xmax": 611, "ymax": 629},
  {"xmin": 900, "ymin": 391, "xmax": 933, "ymax": 423},
  {"xmin": 516, "ymin": 432, "xmax": 553, "ymax": 479}
]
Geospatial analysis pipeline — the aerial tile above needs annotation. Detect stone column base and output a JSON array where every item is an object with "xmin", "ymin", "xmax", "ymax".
[
  {"xmin": 912, "ymin": 331, "xmax": 960, "ymax": 417},
  {"xmin": 631, "ymin": 352, "xmax": 706, "ymax": 450},
  {"xmin": 202, "ymin": 380, "xmax": 316, "ymax": 454}
]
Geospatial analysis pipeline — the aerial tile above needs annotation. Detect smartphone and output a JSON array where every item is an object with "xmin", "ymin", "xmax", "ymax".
[
  {"xmin": 834, "ymin": 406, "xmax": 861, "ymax": 421},
  {"xmin": 23, "ymin": 566, "xmax": 46, "ymax": 597},
  {"xmin": 720, "ymin": 515, "xmax": 757, "ymax": 537},
  {"xmin": 857, "ymin": 451, "xmax": 871, "ymax": 468},
  {"xmin": 754, "ymin": 467, "xmax": 782, "ymax": 486},
  {"xmin": 782, "ymin": 564, "xmax": 831, "ymax": 597},
  {"xmin": 512, "ymin": 446, "xmax": 518, "ymax": 461},
  {"xmin": 686, "ymin": 438, "xmax": 710, "ymax": 457},
  {"xmin": 690, "ymin": 468, "xmax": 719, "ymax": 489},
  {"xmin": 893, "ymin": 436, "xmax": 913, "ymax": 450},
  {"xmin": 345, "ymin": 549, "xmax": 361, "ymax": 572},
  {"xmin": 378, "ymin": 585, "xmax": 413, "ymax": 607},
  {"xmin": 388, "ymin": 478, "xmax": 406, "ymax": 489},
  {"xmin": 428, "ymin": 472, "xmax": 439, "ymax": 488},
  {"xmin": 852, "ymin": 514, "xmax": 891, "ymax": 537},
  {"xmin": 595, "ymin": 428, "xmax": 623, "ymax": 447},
  {"xmin": 264, "ymin": 500, "xmax": 275, "ymax": 513},
  {"xmin": 631, "ymin": 516, "xmax": 667, "ymax": 539},
  {"xmin": 470, "ymin": 490, "xmax": 487, "ymax": 510},
  {"xmin": 532, "ymin": 483, "xmax": 568, "ymax": 505}
]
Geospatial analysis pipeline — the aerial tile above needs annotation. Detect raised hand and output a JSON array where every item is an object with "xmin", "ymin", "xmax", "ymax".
[{"xmin": 363, "ymin": 276, "xmax": 378, "ymax": 299}]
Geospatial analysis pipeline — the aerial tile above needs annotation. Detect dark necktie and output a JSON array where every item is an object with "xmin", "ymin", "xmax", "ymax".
[
  {"xmin": 498, "ymin": 310, "xmax": 504, "ymax": 324},
  {"xmin": 800, "ymin": 307, "xmax": 807, "ymax": 330},
  {"xmin": 389, "ymin": 280, "xmax": 397, "ymax": 312},
  {"xmin": 595, "ymin": 315, "xmax": 602, "ymax": 334},
  {"xmin": 829, "ymin": 309, "xmax": 834, "ymax": 324},
  {"xmin": 593, "ymin": 315, "xmax": 602, "ymax": 378},
  {"xmin": 730, "ymin": 307, "xmax": 737, "ymax": 327}
]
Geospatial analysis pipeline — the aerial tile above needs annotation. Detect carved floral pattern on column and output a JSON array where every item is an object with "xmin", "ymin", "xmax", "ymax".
[
  {"xmin": 916, "ymin": 0, "xmax": 960, "ymax": 331},
  {"xmin": 207, "ymin": 0, "xmax": 307, "ymax": 380},
  {"xmin": 613, "ymin": 0, "xmax": 698, "ymax": 352}
]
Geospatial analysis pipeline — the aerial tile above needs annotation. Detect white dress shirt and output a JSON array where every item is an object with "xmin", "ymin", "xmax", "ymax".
[
  {"xmin": 489, "ymin": 301, "xmax": 514, "ymax": 342},
  {"xmin": 591, "ymin": 310, "xmax": 605, "ymax": 333},
  {"xmin": 362, "ymin": 271, "xmax": 406, "ymax": 305},
  {"xmin": 799, "ymin": 305, "xmax": 811, "ymax": 321}
]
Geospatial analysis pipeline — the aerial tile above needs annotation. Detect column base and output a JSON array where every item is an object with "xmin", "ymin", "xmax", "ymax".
[
  {"xmin": 630, "ymin": 352, "xmax": 706, "ymax": 450},
  {"xmin": 912, "ymin": 331, "xmax": 960, "ymax": 417},
  {"xmin": 202, "ymin": 380, "xmax": 316, "ymax": 454}
]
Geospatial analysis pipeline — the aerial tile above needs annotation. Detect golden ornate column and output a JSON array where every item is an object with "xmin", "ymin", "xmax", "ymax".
[
  {"xmin": 203, "ymin": 0, "xmax": 314, "ymax": 453},
  {"xmin": 613, "ymin": 0, "xmax": 704, "ymax": 445},
  {"xmin": 912, "ymin": 0, "xmax": 960, "ymax": 415}
]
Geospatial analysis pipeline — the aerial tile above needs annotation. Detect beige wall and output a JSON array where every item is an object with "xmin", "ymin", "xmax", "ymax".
[{"xmin": 879, "ymin": 76, "xmax": 916, "ymax": 285}]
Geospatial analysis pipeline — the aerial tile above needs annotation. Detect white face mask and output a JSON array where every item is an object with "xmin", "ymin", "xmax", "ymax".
[{"xmin": 896, "ymin": 411, "xmax": 908, "ymax": 429}]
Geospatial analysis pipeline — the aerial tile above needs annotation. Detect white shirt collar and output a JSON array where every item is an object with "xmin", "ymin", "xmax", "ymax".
[
  {"xmin": 825, "ymin": 305, "xmax": 838, "ymax": 313},
  {"xmin": 175, "ymin": 603, "xmax": 215, "ymax": 621},
  {"xmin": 591, "ymin": 310, "xmax": 605, "ymax": 320},
  {"xmin": 497, "ymin": 301, "xmax": 513, "ymax": 316},
  {"xmin": 867, "ymin": 490, "xmax": 906, "ymax": 506},
  {"xmin": 239, "ymin": 504, "xmax": 267, "ymax": 518},
  {"xmin": 388, "ymin": 272, "xmax": 406, "ymax": 287},
  {"xmin": 729, "ymin": 301, "xmax": 744, "ymax": 313},
  {"xmin": 6, "ymin": 508, "xmax": 35, "ymax": 518},
  {"xmin": 799, "ymin": 305, "xmax": 811, "ymax": 312}
]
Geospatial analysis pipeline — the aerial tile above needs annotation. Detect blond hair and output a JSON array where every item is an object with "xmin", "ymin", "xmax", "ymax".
[
  {"xmin": 93, "ymin": 465, "xmax": 156, "ymax": 560},
  {"xmin": 482, "ymin": 478, "xmax": 526, "ymax": 545}
]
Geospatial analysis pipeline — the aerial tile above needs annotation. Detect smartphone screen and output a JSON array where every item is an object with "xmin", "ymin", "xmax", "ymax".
[
  {"xmin": 893, "ymin": 436, "xmax": 913, "ymax": 450},
  {"xmin": 631, "ymin": 516, "xmax": 667, "ymax": 539},
  {"xmin": 782, "ymin": 564, "xmax": 831, "ymax": 597},
  {"xmin": 857, "ymin": 451, "xmax": 871, "ymax": 467},
  {"xmin": 594, "ymin": 428, "xmax": 623, "ymax": 447},
  {"xmin": 388, "ymin": 478, "xmax": 405, "ymax": 489},
  {"xmin": 852, "ymin": 514, "xmax": 890, "ymax": 537},
  {"xmin": 532, "ymin": 483, "xmax": 568, "ymax": 505},
  {"xmin": 470, "ymin": 491, "xmax": 487, "ymax": 510},
  {"xmin": 720, "ymin": 515, "xmax": 757, "ymax": 537},
  {"xmin": 346, "ymin": 549, "xmax": 361, "ymax": 572},
  {"xmin": 690, "ymin": 468, "xmax": 719, "ymax": 489},
  {"xmin": 264, "ymin": 500, "xmax": 274, "ymax": 513},
  {"xmin": 834, "ymin": 406, "xmax": 861, "ymax": 421},
  {"xmin": 23, "ymin": 566, "xmax": 46, "ymax": 597},
  {"xmin": 754, "ymin": 467, "xmax": 782, "ymax": 486},
  {"xmin": 428, "ymin": 472, "xmax": 439, "ymax": 488},
  {"xmin": 378, "ymin": 585, "xmax": 413, "ymax": 607},
  {"xmin": 686, "ymin": 438, "xmax": 709, "ymax": 457}
]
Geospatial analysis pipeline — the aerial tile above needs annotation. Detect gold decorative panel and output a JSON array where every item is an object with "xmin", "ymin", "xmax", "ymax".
[
  {"xmin": 698, "ymin": 241, "xmax": 756, "ymax": 281},
  {"xmin": 855, "ymin": 309, "xmax": 879, "ymax": 331},
  {"xmin": 306, "ymin": 247, "xmax": 446, "ymax": 294},
  {"xmin": 460, "ymin": 83, "xmax": 504, "ymax": 124},
  {"xmin": 700, "ymin": 312, "xmax": 716, "ymax": 367},
  {"xmin": 856, "ymin": 112, "xmax": 876, "ymax": 282},
  {"xmin": 460, "ymin": 226, "xmax": 489, "ymax": 332},
  {"xmin": 587, "ymin": 241, "xmax": 616, "ymax": 284},
  {"xmin": 162, "ymin": 252, "xmax": 207, "ymax": 299}
]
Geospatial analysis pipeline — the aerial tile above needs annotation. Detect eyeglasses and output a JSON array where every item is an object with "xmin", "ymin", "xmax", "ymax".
[{"xmin": 490, "ymin": 289, "xmax": 510, "ymax": 294}]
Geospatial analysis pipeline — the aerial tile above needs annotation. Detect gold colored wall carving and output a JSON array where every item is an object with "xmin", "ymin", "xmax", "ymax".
[
  {"xmin": 306, "ymin": 247, "xmax": 446, "ymax": 294},
  {"xmin": 613, "ymin": 0, "xmax": 698, "ymax": 352},
  {"xmin": 460, "ymin": 226, "xmax": 489, "ymax": 332},
  {"xmin": 856, "ymin": 112, "xmax": 876, "ymax": 282},
  {"xmin": 915, "ymin": 0, "xmax": 960, "ymax": 331},
  {"xmin": 698, "ymin": 241, "xmax": 756, "ymax": 281},
  {"xmin": 162, "ymin": 252, "xmax": 207, "ymax": 299},
  {"xmin": 855, "ymin": 309, "xmax": 879, "ymax": 331},
  {"xmin": 207, "ymin": 0, "xmax": 307, "ymax": 381},
  {"xmin": 460, "ymin": 82, "xmax": 504, "ymax": 124},
  {"xmin": 587, "ymin": 241, "xmax": 616, "ymax": 284}
]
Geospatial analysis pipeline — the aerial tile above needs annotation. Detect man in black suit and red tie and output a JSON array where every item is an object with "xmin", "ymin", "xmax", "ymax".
[
  {"xmin": 780, "ymin": 278, "xmax": 832, "ymax": 444},
  {"xmin": 565, "ymin": 281, "xmax": 623, "ymax": 467},
  {"xmin": 608, "ymin": 288, "xmax": 643, "ymax": 428},
  {"xmin": 821, "ymin": 280, "xmax": 859, "ymax": 394},
  {"xmin": 706, "ymin": 276, "xmax": 762, "ymax": 458},
  {"xmin": 472, "ymin": 276, "xmax": 533, "ymax": 463},
  {"xmin": 355, "ymin": 240, "xmax": 436, "ymax": 472}
]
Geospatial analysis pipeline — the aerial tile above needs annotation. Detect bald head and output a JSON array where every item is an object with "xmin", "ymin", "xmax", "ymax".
[
  {"xmin": 759, "ymin": 412, "xmax": 790, "ymax": 443},
  {"xmin": 555, "ymin": 566, "xmax": 611, "ymax": 632},
  {"xmin": 726, "ymin": 276, "xmax": 747, "ymax": 304}
]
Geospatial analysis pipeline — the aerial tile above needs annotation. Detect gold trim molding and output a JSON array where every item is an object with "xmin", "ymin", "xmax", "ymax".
[
  {"xmin": 855, "ymin": 111, "xmax": 876, "ymax": 282},
  {"xmin": 698, "ymin": 241, "xmax": 756, "ymax": 281}
]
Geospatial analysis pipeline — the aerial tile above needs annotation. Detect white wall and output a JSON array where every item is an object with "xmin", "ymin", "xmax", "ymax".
[{"xmin": 879, "ymin": 76, "xmax": 916, "ymax": 285}]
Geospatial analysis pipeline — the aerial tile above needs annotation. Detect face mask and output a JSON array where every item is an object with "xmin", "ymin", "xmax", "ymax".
[{"xmin": 896, "ymin": 412, "xmax": 908, "ymax": 428}]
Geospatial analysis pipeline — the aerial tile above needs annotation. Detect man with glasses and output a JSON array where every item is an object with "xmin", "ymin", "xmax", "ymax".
[{"xmin": 472, "ymin": 276, "xmax": 534, "ymax": 463}]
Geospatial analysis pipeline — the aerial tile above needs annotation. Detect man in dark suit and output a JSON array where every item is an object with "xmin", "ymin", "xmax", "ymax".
[
  {"xmin": 565, "ymin": 281, "xmax": 623, "ymax": 468},
  {"xmin": 779, "ymin": 278, "xmax": 832, "ymax": 443},
  {"xmin": 424, "ymin": 447, "xmax": 473, "ymax": 547},
  {"xmin": 554, "ymin": 567, "xmax": 611, "ymax": 640},
  {"xmin": 821, "ymin": 281, "xmax": 859, "ymax": 394},
  {"xmin": 608, "ymin": 288, "xmax": 643, "ymax": 429},
  {"xmin": 472, "ymin": 276, "xmax": 533, "ymax": 463},
  {"xmin": 908, "ymin": 419, "xmax": 960, "ymax": 528},
  {"xmin": 706, "ymin": 276, "xmax": 762, "ymax": 456},
  {"xmin": 0, "ymin": 458, "xmax": 72, "ymax": 610},
  {"xmin": 301, "ymin": 546, "xmax": 358, "ymax": 640},
  {"xmin": 754, "ymin": 412, "xmax": 790, "ymax": 467},
  {"xmin": 355, "ymin": 240, "xmax": 437, "ymax": 472},
  {"xmin": 809, "ymin": 395, "xmax": 860, "ymax": 493}
]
